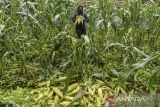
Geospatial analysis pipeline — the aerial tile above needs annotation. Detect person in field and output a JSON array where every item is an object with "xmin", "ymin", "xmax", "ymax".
[{"xmin": 72, "ymin": 5, "xmax": 89, "ymax": 38}]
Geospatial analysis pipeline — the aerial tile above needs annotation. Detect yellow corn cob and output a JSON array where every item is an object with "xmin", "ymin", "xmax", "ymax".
[
  {"xmin": 108, "ymin": 91, "xmax": 114, "ymax": 97},
  {"xmin": 98, "ymin": 88, "xmax": 103, "ymax": 101},
  {"xmin": 120, "ymin": 86, "xmax": 127, "ymax": 96},
  {"xmin": 44, "ymin": 88, "xmax": 50, "ymax": 96},
  {"xmin": 67, "ymin": 83, "xmax": 78, "ymax": 92},
  {"xmin": 51, "ymin": 102, "xmax": 55, "ymax": 107},
  {"xmin": 68, "ymin": 85, "xmax": 81, "ymax": 96},
  {"xmin": 75, "ymin": 16, "xmax": 84, "ymax": 25},
  {"xmin": 88, "ymin": 88, "xmax": 94, "ymax": 96},
  {"xmin": 106, "ymin": 87, "xmax": 114, "ymax": 93},
  {"xmin": 79, "ymin": 83, "xmax": 85, "ymax": 87},
  {"xmin": 80, "ymin": 98, "xmax": 86, "ymax": 105},
  {"xmin": 38, "ymin": 81, "xmax": 48, "ymax": 87},
  {"xmin": 35, "ymin": 93, "xmax": 44, "ymax": 101},
  {"xmin": 96, "ymin": 96, "xmax": 102, "ymax": 107},
  {"xmin": 48, "ymin": 100, "xmax": 54, "ymax": 104},
  {"xmin": 52, "ymin": 87, "xmax": 63, "ymax": 98},
  {"xmin": 47, "ymin": 90, "xmax": 54, "ymax": 98},
  {"xmin": 83, "ymin": 96, "xmax": 89, "ymax": 104},
  {"xmin": 115, "ymin": 86, "xmax": 120, "ymax": 96},
  {"xmin": 30, "ymin": 89, "xmax": 39, "ymax": 95},
  {"xmin": 59, "ymin": 86, "xmax": 64, "ymax": 90},
  {"xmin": 53, "ymin": 95, "xmax": 59, "ymax": 104},
  {"xmin": 56, "ymin": 76, "xmax": 67, "ymax": 82},
  {"xmin": 47, "ymin": 80, "xmax": 51, "ymax": 87},
  {"xmin": 64, "ymin": 96, "xmax": 74, "ymax": 101},
  {"xmin": 72, "ymin": 102, "xmax": 79, "ymax": 106},
  {"xmin": 60, "ymin": 101, "xmax": 71, "ymax": 107},
  {"xmin": 88, "ymin": 95, "xmax": 94, "ymax": 102},
  {"xmin": 96, "ymin": 80, "xmax": 105, "ymax": 85},
  {"xmin": 92, "ymin": 88, "xmax": 96, "ymax": 95},
  {"xmin": 91, "ymin": 84, "xmax": 100, "ymax": 89}
]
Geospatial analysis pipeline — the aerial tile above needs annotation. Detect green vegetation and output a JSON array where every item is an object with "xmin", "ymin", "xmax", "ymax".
[{"xmin": 0, "ymin": 0, "xmax": 160, "ymax": 107}]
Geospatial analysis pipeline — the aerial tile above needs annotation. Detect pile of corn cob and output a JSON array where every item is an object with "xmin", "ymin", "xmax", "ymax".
[{"xmin": 29, "ymin": 77, "xmax": 125, "ymax": 107}]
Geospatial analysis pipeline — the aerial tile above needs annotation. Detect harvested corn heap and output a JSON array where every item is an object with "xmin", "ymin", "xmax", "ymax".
[{"xmin": 29, "ymin": 77, "xmax": 126, "ymax": 107}]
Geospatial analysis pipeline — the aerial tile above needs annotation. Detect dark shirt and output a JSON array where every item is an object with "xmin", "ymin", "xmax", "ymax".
[{"xmin": 72, "ymin": 14, "xmax": 89, "ymax": 37}]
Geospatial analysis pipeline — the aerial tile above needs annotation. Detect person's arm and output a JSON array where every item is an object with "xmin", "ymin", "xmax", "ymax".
[
  {"xmin": 83, "ymin": 14, "xmax": 89, "ymax": 23},
  {"xmin": 72, "ymin": 14, "xmax": 77, "ymax": 22}
]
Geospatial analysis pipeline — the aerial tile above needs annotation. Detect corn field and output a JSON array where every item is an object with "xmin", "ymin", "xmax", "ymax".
[{"xmin": 0, "ymin": 0, "xmax": 160, "ymax": 107}]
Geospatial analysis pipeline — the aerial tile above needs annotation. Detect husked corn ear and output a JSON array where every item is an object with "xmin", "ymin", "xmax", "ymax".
[
  {"xmin": 35, "ymin": 93, "xmax": 44, "ymax": 101},
  {"xmin": 64, "ymin": 96, "xmax": 74, "ymax": 101},
  {"xmin": 80, "ymin": 98, "xmax": 86, "ymax": 105},
  {"xmin": 54, "ymin": 95, "xmax": 59, "ymax": 104},
  {"xmin": 102, "ymin": 93, "xmax": 108, "ymax": 104},
  {"xmin": 47, "ymin": 80, "xmax": 51, "ymax": 87},
  {"xmin": 83, "ymin": 96, "xmax": 89, "ymax": 104},
  {"xmin": 51, "ymin": 103, "xmax": 55, "ymax": 107},
  {"xmin": 30, "ymin": 89, "xmax": 39, "ymax": 95},
  {"xmin": 106, "ymin": 86, "xmax": 114, "ymax": 92},
  {"xmin": 108, "ymin": 91, "xmax": 114, "ymax": 96},
  {"xmin": 67, "ymin": 83, "xmax": 78, "ymax": 92},
  {"xmin": 79, "ymin": 83, "xmax": 85, "ymax": 87},
  {"xmin": 56, "ymin": 76, "xmax": 67, "ymax": 82},
  {"xmin": 58, "ymin": 86, "xmax": 64, "ymax": 90},
  {"xmin": 96, "ymin": 80, "xmax": 105, "ymax": 85},
  {"xmin": 91, "ymin": 84, "xmax": 100, "ymax": 89},
  {"xmin": 72, "ymin": 102, "xmax": 79, "ymax": 106},
  {"xmin": 88, "ymin": 95, "xmax": 94, "ymax": 102},
  {"xmin": 47, "ymin": 90, "xmax": 54, "ymax": 98},
  {"xmin": 120, "ymin": 86, "xmax": 127, "ymax": 96},
  {"xmin": 96, "ymin": 96, "xmax": 102, "ymax": 107},
  {"xmin": 38, "ymin": 81, "xmax": 48, "ymax": 87},
  {"xmin": 115, "ymin": 86, "xmax": 120, "ymax": 96},
  {"xmin": 52, "ymin": 87, "xmax": 63, "ymax": 98},
  {"xmin": 68, "ymin": 85, "xmax": 81, "ymax": 96},
  {"xmin": 60, "ymin": 101, "xmax": 71, "ymax": 107},
  {"xmin": 88, "ymin": 88, "xmax": 94, "ymax": 96},
  {"xmin": 48, "ymin": 100, "xmax": 54, "ymax": 104},
  {"xmin": 44, "ymin": 88, "xmax": 50, "ymax": 96},
  {"xmin": 98, "ymin": 88, "xmax": 103, "ymax": 101},
  {"xmin": 75, "ymin": 16, "xmax": 84, "ymax": 25},
  {"xmin": 92, "ymin": 88, "xmax": 96, "ymax": 95}
]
